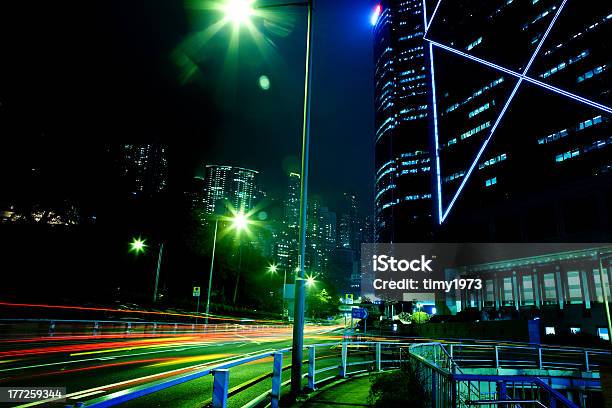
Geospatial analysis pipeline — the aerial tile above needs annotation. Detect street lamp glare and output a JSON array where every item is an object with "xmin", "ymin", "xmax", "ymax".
[
  {"xmin": 305, "ymin": 275, "xmax": 316, "ymax": 287},
  {"xmin": 224, "ymin": 0, "xmax": 254, "ymax": 25},
  {"xmin": 268, "ymin": 264, "xmax": 278, "ymax": 274},
  {"xmin": 129, "ymin": 237, "xmax": 147, "ymax": 254},
  {"xmin": 232, "ymin": 212, "xmax": 249, "ymax": 231}
]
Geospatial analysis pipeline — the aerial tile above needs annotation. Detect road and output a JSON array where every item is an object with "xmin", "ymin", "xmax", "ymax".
[{"xmin": 0, "ymin": 325, "xmax": 345, "ymax": 408}]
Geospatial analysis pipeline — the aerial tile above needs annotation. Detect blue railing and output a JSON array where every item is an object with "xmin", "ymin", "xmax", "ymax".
[{"xmin": 39, "ymin": 340, "xmax": 608, "ymax": 408}]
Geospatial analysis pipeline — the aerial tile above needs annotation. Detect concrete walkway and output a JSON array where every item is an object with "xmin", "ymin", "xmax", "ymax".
[{"xmin": 290, "ymin": 375, "xmax": 372, "ymax": 407}]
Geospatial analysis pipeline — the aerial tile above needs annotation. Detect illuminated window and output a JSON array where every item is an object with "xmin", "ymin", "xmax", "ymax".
[
  {"xmin": 466, "ymin": 37, "xmax": 483, "ymax": 51},
  {"xmin": 599, "ymin": 328, "xmax": 610, "ymax": 341},
  {"xmin": 502, "ymin": 277, "xmax": 514, "ymax": 306},
  {"xmin": 570, "ymin": 327, "xmax": 581, "ymax": 334},
  {"xmin": 460, "ymin": 121, "xmax": 492, "ymax": 141},
  {"xmin": 545, "ymin": 326, "xmax": 556, "ymax": 335},
  {"xmin": 592, "ymin": 269, "xmax": 611, "ymax": 302},
  {"xmin": 485, "ymin": 280, "xmax": 495, "ymax": 306},
  {"xmin": 567, "ymin": 271, "xmax": 582, "ymax": 304},
  {"xmin": 543, "ymin": 273, "xmax": 557, "ymax": 304},
  {"xmin": 485, "ymin": 177, "xmax": 497, "ymax": 187},
  {"xmin": 522, "ymin": 275, "xmax": 534, "ymax": 305},
  {"xmin": 577, "ymin": 65, "xmax": 606, "ymax": 83}
]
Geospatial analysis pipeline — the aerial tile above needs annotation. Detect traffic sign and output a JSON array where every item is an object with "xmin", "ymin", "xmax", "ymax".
[
  {"xmin": 193, "ymin": 286, "xmax": 201, "ymax": 297},
  {"xmin": 351, "ymin": 307, "xmax": 368, "ymax": 319},
  {"xmin": 345, "ymin": 294, "xmax": 354, "ymax": 305}
]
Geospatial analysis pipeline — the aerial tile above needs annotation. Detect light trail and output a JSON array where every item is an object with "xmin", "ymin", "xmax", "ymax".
[{"xmin": 0, "ymin": 301, "xmax": 284, "ymax": 324}]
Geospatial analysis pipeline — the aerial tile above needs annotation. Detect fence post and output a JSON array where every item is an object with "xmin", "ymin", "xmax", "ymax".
[
  {"xmin": 271, "ymin": 352, "xmax": 283, "ymax": 408},
  {"xmin": 431, "ymin": 370, "xmax": 437, "ymax": 408},
  {"xmin": 494, "ymin": 346, "xmax": 500, "ymax": 369},
  {"xmin": 307, "ymin": 346, "xmax": 316, "ymax": 390},
  {"xmin": 449, "ymin": 344, "xmax": 454, "ymax": 358},
  {"xmin": 375, "ymin": 343, "xmax": 382, "ymax": 371},
  {"xmin": 49, "ymin": 321, "xmax": 55, "ymax": 336},
  {"xmin": 93, "ymin": 321, "xmax": 99, "ymax": 335},
  {"xmin": 340, "ymin": 342, "xmax": 348, "ymax": 378},
  {"xmin": 126, "ymin": 322, "xmax": 132, "ymax": 334},
  {"xmin": 584, "ymin": 350, "xmax": 590, "ymax": 371},
  {"xmin": 497, "ymin": 380, "xmax": 507, "ymax": 401},
  {"xmin": 538, "ymin": 347, "xmax": 543, "ymax": 369},
  {"xmin": 212, "ymin": 369, "xmax": 230, "ymax": 408}
]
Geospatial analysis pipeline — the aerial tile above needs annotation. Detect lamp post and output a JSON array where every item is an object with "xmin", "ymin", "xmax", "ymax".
[
  {"xmin": 220, "ymin": 0, "xmax": 314, "ymax": 395},
  {"xmin": 205, "ymin": 218, "xmax": 219, "ymax": 325},
  {"xmin": 598, "ymin": 253, "xmax": 612, "ymax": 346},
  {"xmin": 206, "ymin": 210, "xmax": 251, "ymax": 323},
  {"xmin": 231, "ymin": 212, "xmax": 249, "ymax": 304},
  {"xmin": 129, "ymin": 237, "xmax": 164, "ymax": 303},
  {"xmin": 268, "ymin": 264, "xmax": 288, "ymax": 316}
]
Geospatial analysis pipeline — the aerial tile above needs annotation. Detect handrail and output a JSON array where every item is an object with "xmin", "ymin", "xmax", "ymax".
[{"xmin": 48, "ymin": 340, "xmax": 604, "ymax": 408}]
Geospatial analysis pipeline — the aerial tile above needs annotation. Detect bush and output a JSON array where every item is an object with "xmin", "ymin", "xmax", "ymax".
[{"xmin": 368, "ymin": 362, "xmax": 430, "ymax": 408}]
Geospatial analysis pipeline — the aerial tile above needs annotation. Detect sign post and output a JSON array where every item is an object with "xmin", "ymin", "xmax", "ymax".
[
  {"xmin": 193, "ymin": 286, "xmax": 201, "ymax": 324},
  {"xmin": 351, "ymin": 308, "xmax": 368, "ymax": 337}
]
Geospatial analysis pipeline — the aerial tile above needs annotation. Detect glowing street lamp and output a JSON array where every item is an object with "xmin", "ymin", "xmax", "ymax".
[
  {"xmin": 305, "ymin": 274, "xmax": 316, "ymax": 287},
  {"xmin": 231, "ymin": 212, "xmax": 249, "ymax": 232},
  {"xmin": 268, "ymin": 264, "xmax": 278, "ymax": 274},
  {"xmin": 129, "ymin": 236, "xmax": 164, "ymax": 303},
  {"xmin": 223, "ymin": 0, "xmax": 254, "ymax": 26},
  {"xmin": 129, "ymin": 237, "xmax": 147, "ymax": 254},
  {"xmin": 214, "ymin": 0, "xmax": 315, "ymax": 395}
]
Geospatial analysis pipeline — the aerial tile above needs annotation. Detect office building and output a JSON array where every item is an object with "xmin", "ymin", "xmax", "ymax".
[
  {"xmin": 373, "ymin": 0, "xmax": 434, "ymax": 242},
  {"xmin": 202, "ymin": 165, "xmax": 258, "ymax": 216},
  {"xmin": 373, "ymin": 0, "xmax": 611, "ymax": 241},
  {"xmin": 119, "ymin": 144, "xmax": 168, "ymax": 195}
]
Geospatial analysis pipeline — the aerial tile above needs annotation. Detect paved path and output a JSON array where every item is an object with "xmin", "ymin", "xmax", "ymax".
[{"xmin": 292, "ymin": 375, "xmax": 372, "ymax": 407}]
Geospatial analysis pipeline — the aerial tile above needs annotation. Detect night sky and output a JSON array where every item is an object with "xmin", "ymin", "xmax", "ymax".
[{"xmin": 0, "ymin": 0, "xmax": 375, "ymax": 214}]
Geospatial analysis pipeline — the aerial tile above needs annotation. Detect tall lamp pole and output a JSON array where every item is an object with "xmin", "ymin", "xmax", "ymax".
[
  {"xmin": 205, "ymin": 218, "xmax": 219, "ymax": 325},
  {"xmin": 291, "ymin": 0, "xmax": 313, "ymax": 396},
  {"xmin": 221, "ymin": 0, "xmax": 314, "ymax": 395},
  {"xmin": 153, "ymin": 243, "xmax": 164, "ymax": 302}
]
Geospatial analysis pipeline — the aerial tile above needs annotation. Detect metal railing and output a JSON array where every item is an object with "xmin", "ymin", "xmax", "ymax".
[
  {"xmin": 48, "ymin": 340, "xmax": 608, "ymax": 408},
  {"xmin": 0, "ymin": 318, "xmax": 290, "ymax": 338},
  {"xmin": 446, "ymin": 342, "xmax": 610, "ymax": 372}
]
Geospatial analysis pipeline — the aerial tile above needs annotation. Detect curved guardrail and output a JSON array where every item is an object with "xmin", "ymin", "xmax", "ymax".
[{"xmin": 42, "ymin": 339, "xmax": 607, "ymax": 408}]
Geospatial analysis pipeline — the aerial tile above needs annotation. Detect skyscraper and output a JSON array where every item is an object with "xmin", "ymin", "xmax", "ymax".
[
  {"xmin": 202, "ymin": 165, "xmax": 258, "ymax": 216},
  {"xmin": 427, "ymin": 0, "xmax": 611, "ymax": 241},
  {"xmin": 118, "ymin": 144, "xmax": 168, "ymax": 195},
  {"xmin": 373, "ymin": 0, "xmax": 611, "ymax": 241},
  {"xmin": 284, "ymin": 172, "xmax": 301, "ymax": 230},
  {"xmin": 373, "ymin": 0, "xmax": 434, "ymax": 242}
]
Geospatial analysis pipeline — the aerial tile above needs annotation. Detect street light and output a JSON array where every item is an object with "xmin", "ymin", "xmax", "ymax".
[
  {"xmin": 223, "ymin": 0, "xmax": 254, "ymax": 25},
  {"xmin": 305, "ymin": 274, "xmax": 316, "ymax": 287},
  {"xmin": 206, "ymin": 209, "xmax": 253, "ymax": 323},
  {"xmin": 129, "ymin": 237, "xmax": 147, "ymax": 254},
  {"xmin": 129, "ymin": 236, "xmax": 164, "ymax": 303},
  {"xmin": 219, "ymin": 0, "xmax": 314, "ymax": 396},
  {"xmin": 231, "ymin": 211, "xmax": 249, "ymax": 232},
  {"xmin": 268, "ymin": 263, "xmax": 288, "ymax": 316}
]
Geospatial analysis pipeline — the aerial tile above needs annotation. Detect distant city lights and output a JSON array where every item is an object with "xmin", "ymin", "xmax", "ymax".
[{"xmin": 371, "ymin": 4, "xmax": 382, "ymax": 26}]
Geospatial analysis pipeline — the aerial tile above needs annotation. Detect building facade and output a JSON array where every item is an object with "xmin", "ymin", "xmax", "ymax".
[
  {"xmin": 446, "ymin": 245, "xmax": 612, "ymax": 340},
  {"xmin": 373, "ymin": 0, "xmax": 612, "ymax": 242},
  {"xmin": 373, "ymin": 0, "xmax": 434, "ymax": 242},
  {"xmin": 119, "ymin": 144, "xmax": 168, "ymax": 195},
  {"xmin": 202, "ymin": 165, "xmax": 258, "ymax": 216}
]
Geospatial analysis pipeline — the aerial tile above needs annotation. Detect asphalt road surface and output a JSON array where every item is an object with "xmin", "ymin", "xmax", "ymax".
[{"xmin": 0, "ymin": 325, "xmax": 346, "ymax": 408}]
